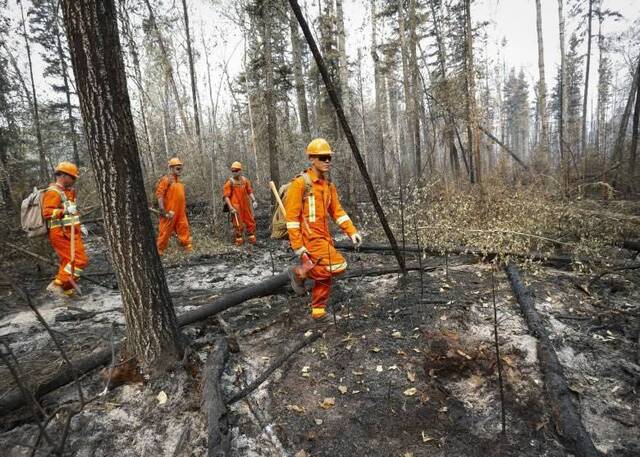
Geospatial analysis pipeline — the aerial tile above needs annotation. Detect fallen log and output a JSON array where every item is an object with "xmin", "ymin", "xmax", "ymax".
[
  {"xmin": 202, "ymin": 338, "xmax": 230, "ymax": 457},
  {"xmin": 0, "ymin": 263, "xmax": 437, "ymax": 414},
  {"xmin": 505, "ymin": 263, "xmax": 601, "ymax": 457}
]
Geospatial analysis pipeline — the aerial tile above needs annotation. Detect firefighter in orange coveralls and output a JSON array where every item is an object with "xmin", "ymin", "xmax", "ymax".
[
  {"xmin": 156, "ymin": 157, "xmax": 192, "ymax": 256},
  {"xmin": 223, "ymin": 161, "xmax": 258, "ymax": 246},
  {"xmin": 284, "ymin": 138, "xmax": 363, "ymax": 321},
  {"xmin": 43, "ymin": 162, "xmax": 88, "ymax": 298}
]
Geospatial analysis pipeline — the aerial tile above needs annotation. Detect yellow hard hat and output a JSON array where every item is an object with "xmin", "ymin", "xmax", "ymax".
[
  {"xmin": 305, "ymin": 138, "xmax": 333, "ymax": 156},
  {"xmin": 231, "ymin": 161, "xmax": 242, "ymax": 171},
  {"xmin": 55, "ymin": 161, "xmax": 79, "ymax": 178},
  {"xmin": 168, "ymin": 157, "xmax": 183, "ymax": 167}
]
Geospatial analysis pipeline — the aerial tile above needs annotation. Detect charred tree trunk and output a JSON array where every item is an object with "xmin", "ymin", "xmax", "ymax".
[
  {"xmin": 505, "ymin": 264, "xmax": 601, "ymax": 457},
  {"xmin": 289, "ymin": 8, "xmax": 310, "ymax": 137},
  {"xmin": 61, "ymin": 0, "xmax": 182, "ymax": 373},
  {"xmin": 181, "ymin": 0, "xmax": 203, "ymax": 157},
  {"xmin": 19, "ymin": 0, "xmax": 47, "ymax": 183},
  {"xmin": 202, "ymin": 338, "xmax": 230, "ymax": 457},
  {"xmin": 260, "ymin": 0, "xmax": 281, "ymax": 187}
]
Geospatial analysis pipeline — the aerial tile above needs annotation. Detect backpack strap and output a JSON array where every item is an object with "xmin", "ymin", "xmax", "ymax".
[{"xmin": 46, "ymin": 186, "xmax": 68, "ymax": 204}]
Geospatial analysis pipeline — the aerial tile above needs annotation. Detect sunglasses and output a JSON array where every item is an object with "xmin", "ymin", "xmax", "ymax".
[
  {"xmin": 312, "ymin": 156, "xmax": 332, "ymax": 162},
  {"xmin": 174, "ymin": 167, "xmax": 183, "ymax": 171}
]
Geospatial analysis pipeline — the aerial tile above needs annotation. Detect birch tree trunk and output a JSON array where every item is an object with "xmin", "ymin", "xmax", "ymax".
[
  {"xmin": 19, "ymin": 0, "xmax": 47, "ymax": 183},
  {"xmin": 61, "ymin": 0, "xmax": 182, "ymax": 373},
  {"xmin": 535, "ymin": 0, "xmax": 549, "ymax": 164}
]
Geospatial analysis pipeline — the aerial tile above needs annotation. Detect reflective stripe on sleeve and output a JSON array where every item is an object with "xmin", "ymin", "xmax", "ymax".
[
  {"xmin": 286, "ymin": 221, "xmax": 301, "ymax": 229},
  {"xmin": 336, "ymin": 214, "xmax": 351, "ymax": 225},
  {"xmin": 326, "ymin": 261, "xmax": 347, "ymax": 273}
]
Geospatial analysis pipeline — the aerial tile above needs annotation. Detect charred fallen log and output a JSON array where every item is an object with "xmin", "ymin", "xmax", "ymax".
[
  {"xmin": 505, "ymin": 263, "xmax": 601, "ymax": 457},
  {"xmin": 202, "ymin": 338, "xmax": 230, "ymax": 457}
]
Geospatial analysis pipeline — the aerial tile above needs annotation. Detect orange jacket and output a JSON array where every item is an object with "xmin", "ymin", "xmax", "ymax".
[
  {"xmin": 156, "ymin": 174, "xmax": 186, "ymax": 214},
  {"xmin": 284, "ymin": 168, "xmax": 357, "ymax": 262},
  {"xmin": 42, "ymin": 183, "xmax": 80, "ymax": 230},
  {"xmin": 223, "ymin": 176, "xmax": 253, "ymax": 211}
]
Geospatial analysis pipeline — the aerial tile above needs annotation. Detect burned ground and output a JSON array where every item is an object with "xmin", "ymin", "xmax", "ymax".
[{"xmin": 0, "ymin": 215, "xmax": 639, "ymax": 456}]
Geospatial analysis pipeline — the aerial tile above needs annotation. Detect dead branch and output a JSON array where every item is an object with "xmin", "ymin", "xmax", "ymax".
[
  {"xmin": 226, "ymin": 330, "xmax": 323, "ymax": 405},
  {"xmin": 202, "ymin": 338, "xmax": 230, "ymax": 457},
  {"xmin": 504, "ymin": 263, "xmax": 601, "ymax": 457}
]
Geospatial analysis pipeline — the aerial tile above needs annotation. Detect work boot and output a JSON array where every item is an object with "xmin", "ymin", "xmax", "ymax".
[
  {"xmin": 248, "ymin": 234, "xmax": 257, "ymax": 245},
  {"xmin": 288, "ymin": 267, "xmax": 307, "ymax": 296},
  {"xmin": 311, "ymin": 307, "xmax": 329, "ymax": 321},
  {"xmin": 234, "ymin": 237, "xmax": 244, "ymax": 246},
  {"xmin": 46, "ymin": 281, "xmax": 68, "ymax": 299}
]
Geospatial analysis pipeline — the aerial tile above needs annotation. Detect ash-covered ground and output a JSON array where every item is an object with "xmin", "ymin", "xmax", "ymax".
[{"xmin": 1, "ymin": 225, "xmax": 638, "ymax": 456}]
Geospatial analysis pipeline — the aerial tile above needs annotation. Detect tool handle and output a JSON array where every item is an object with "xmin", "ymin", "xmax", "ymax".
[{"xmin": 269, "ymin": 181, "xmax": 287, "ymax": 217}]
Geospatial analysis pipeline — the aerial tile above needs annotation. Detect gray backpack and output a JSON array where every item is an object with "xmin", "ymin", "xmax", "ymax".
[{"xmin": 20, "ymin": 186, "xmax": 66, "ymax": 238}]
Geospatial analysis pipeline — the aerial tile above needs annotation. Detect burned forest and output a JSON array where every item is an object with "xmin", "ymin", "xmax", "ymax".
[{"xmin": 1, "ymin": 0, "xmax": 639, "ymax": 456}]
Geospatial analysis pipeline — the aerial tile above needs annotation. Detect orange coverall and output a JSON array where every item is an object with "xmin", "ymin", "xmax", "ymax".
[
  {"xmin": 284, "ymin": 168, "xmax": 357, "ymax": 312},
  {"xmin": 42, "ymin": 184, "xmax": 88, "ymax": 291},
  {"xmin": 156, "ymin": 174, "xmax": 192, "ymax": 255},
  {"xmin": 223, "ymin": 176, "xmax": 256, "ymax": 245}
]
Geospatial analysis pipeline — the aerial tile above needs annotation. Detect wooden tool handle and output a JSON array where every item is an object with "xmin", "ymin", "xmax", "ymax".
[{"xmin": 269, "ymin": 181, "xmax": 287, "ymax": 217}]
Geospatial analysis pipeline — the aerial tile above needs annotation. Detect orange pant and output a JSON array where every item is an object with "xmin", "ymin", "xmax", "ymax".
[
  {"xmin": 231, "ymin": 208, "xmax": 256, "ymax": 245},
  {"xmin": 157, "ymin": 213, "xmax": 192, "ymax": 255},
  {"xmin": 306, "ymin": 263, "xmax": 344, "ymax": 310},
  {"xmin": 49, "ymin": 227, "xmax": 89, "ymax": 290}
]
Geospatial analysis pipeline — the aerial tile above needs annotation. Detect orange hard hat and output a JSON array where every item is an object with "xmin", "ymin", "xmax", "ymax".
[
  {"xmin": 168, "ymin": 157, "xmax": 183, "ymax": 167},
  {"xmin": 305, "ymin": 138, "xmax": 333, "ymax": 156},
  {"xmin": 231, "ymin": 161, "xmax": 242, "ymax": 171},
  {"xmin": 55, "ymin": 162, "xmax": 79, "ymax": 178}
]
